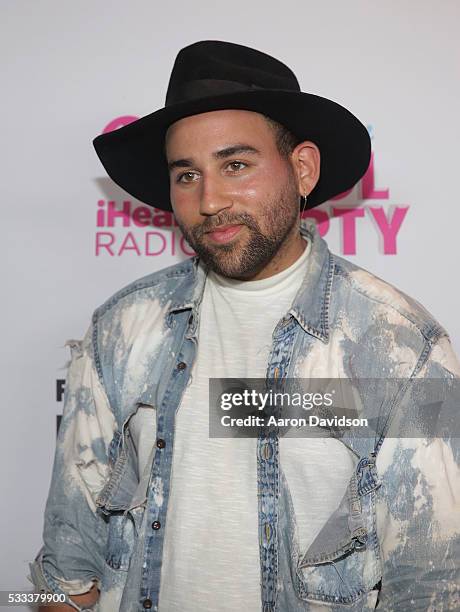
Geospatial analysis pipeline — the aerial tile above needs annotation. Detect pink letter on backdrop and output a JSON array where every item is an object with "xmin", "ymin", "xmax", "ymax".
[
  {"xmin": 118, "ymin": 232, "xmax": 141, "ymax": 256},
  {"xmin": 106, "ymin": 201, "xmax": 131, "ymax": 227},
  {"xmin": 369, "ymin": 206, "xmax": 409, "ymax": 255},
  {"xmin": 303, "ymin": 210, "xmax": 330, "ymax": 237},
  {"xmin": 146, "ymin": 232, "xmax": 167, "ymax": 256},
  {"xmin": 95, "ymin": 232, "xmax": 115, "ymax": 256},
  {"xmin": 96, "ymin": 200, "xmax": 106, "ymax": 227},
  {"xmin": 332, "ymin": 208, "xmax": 365, "ymax": 255},
  {"xmin": 132, "ymin": 205, "xmax": 152, "ymax": 227},
  {"xmin": 362, "ymin": 152, "xmax": 389, "ymax": 200},
  {"xmin": 102, "ymin": 116, "xmax": 139, "ymax": 134}
]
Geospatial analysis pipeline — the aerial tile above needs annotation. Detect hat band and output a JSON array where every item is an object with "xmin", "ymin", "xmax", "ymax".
[{"xmin": 166, "ymin": 78, "xmax": 264, "ymax": 105}]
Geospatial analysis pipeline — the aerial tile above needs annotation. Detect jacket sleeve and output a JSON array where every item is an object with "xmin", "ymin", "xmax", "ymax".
[
  {"xmin": 375, "ymin": 335, "xmax": 460, "ymax": 611},
  {"xmin": 28, "ymin": 321, "xmax": 117, "ymax": 608}
]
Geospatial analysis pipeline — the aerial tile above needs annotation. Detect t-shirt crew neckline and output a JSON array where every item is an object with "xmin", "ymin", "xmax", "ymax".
[{"xmin": 207, "ymin": 236, "xmax": 310, "ymax": 294}]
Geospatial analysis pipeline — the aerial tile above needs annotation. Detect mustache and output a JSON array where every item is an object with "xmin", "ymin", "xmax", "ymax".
[{"xmin": 193, "ymin": 212, "xmax": 259, "ymax": 238}]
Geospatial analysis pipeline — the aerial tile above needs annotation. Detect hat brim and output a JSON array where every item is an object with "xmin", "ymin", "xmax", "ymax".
[{"xmin": 93, "ymin": 89, "xmax": 371, "ymax": 212}]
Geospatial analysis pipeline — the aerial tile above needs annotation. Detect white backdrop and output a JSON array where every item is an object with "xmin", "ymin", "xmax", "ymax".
[{"xmin": 2, "ymin": 0, "xmax": 459, "ymax": 607}]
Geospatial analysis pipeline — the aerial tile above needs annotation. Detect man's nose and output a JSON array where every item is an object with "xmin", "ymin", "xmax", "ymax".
[{"xmin": 199, "ymin": 175, "xmax": 233, "ymax": 216}]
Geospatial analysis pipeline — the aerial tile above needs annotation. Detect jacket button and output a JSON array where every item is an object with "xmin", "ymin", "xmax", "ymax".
[
  {"xmin": 142, "ymin": 599, "xmax": 152, "ymax": 609},
  {"xmin": 177, "ymin": 361, "xmax": 187, "ymax": 370},
  {"xmin": 354, "ymin": 538, "xmax": 367, "ymax": 550},
  {"xmin": 156, "ymin": 438, "xmax": 166, "ymax": 449},
  {"xmin": 152, "ymin": 521, "xmax": 161, "ymax": 530}
]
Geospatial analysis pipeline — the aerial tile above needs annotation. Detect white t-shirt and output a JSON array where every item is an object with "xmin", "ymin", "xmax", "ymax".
[{"xmin": 130, "ymin": 237, "xmax": 356, "ymax": 611}]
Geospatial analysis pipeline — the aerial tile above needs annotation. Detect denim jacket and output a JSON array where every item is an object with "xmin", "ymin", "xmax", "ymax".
[{"xmin": 29, "ymin": 220, "xmax": 460, "ymax": 611}]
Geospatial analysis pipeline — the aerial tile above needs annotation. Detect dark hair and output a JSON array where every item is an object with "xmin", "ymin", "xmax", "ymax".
[{"xmin": 262, "ymin": 114, "xmax": 300, "ymax": 160}]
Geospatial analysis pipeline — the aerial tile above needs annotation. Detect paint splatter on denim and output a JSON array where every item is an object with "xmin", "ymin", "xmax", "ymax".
[{"xmin": 29, "ymin": 220, "xmax": 460, "ymax": 611}]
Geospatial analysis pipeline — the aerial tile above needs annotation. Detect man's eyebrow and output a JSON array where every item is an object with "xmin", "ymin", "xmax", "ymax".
[{"xmin": 167, "ymin": 144, "xmax": 261, "ymax": 172}]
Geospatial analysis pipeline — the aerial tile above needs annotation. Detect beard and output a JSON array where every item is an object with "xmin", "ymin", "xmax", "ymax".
[{"xmin": 175, "ymin": 175, "xmax": 300, "ymax": 280}]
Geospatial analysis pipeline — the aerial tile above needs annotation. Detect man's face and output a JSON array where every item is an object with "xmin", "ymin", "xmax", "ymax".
[{"xmin": 165, "ymin": 109, "xmax": 301, "ymax": 280}]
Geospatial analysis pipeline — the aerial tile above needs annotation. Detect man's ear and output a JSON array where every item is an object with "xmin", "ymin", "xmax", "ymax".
[{"xmin": 291, "ymin": 141, "xmax": 321, "ymax": 196}]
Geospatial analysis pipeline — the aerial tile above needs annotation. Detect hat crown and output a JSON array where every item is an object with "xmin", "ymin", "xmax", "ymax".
[
  {"xmin": 165, "ymin": 40, "xmax": 300, "ymax": 106},
  {"xmin": 93, "ymin": 39, "xmax": 371, "ymax": 213}
]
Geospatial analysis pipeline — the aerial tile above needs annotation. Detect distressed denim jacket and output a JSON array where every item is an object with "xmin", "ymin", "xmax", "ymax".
[{"xmin": 29, "ymin": 220, "xmax": 460, "ymax": 612}]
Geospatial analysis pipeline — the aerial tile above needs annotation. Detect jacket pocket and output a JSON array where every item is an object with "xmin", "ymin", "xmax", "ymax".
[
  {"xmin": 292, "ymin": 469, "xmax": 382, "ymax": 606},
  {"xmin": 95, "ymin": 406, "xmax": 151, "ymax": 572}
]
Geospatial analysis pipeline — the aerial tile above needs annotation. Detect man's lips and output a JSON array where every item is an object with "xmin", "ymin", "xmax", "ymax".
[{"xmin": 204, "ymin": 224, "xmax": 244, "ymax": 244}]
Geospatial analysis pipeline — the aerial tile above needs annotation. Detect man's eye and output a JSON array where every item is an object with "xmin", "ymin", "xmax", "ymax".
[
  {"xmin": 177, "ymin": 171, "xmax": 198, "ymax": 183},
  {"xmin": 227, "ymin": 161, "xmax": 247, "ymax": 172}
]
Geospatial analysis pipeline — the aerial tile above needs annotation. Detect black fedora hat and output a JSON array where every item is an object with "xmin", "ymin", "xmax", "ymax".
[{"xmin": 93, "ymin": 40, "xmax": 371, "ymax": 212}]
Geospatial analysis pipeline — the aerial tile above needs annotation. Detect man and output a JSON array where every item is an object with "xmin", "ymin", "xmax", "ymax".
[{"xmin": 30, "ymin": 40, "xmax": 459, "ymax": 611}]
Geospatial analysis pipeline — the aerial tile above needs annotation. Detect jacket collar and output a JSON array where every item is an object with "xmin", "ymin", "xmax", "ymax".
[
  {"xmin": 168, "ymin": 219, "xmax": 333, "ymax": 343},
  {"xmin": 289, "ymin": 220, "xmax": 334, "ymax": 343}
]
